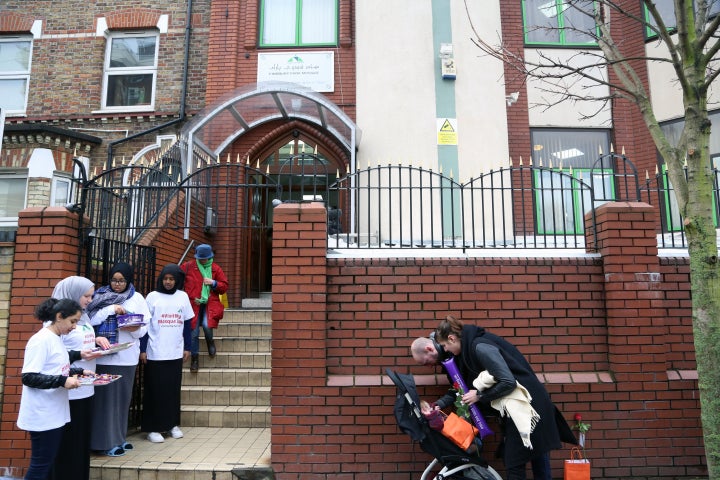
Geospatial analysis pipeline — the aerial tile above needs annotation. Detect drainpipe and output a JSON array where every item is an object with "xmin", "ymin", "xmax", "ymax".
[{"xmin": 105, "ymin": 0, "xmax": 194, "ymax": 170}]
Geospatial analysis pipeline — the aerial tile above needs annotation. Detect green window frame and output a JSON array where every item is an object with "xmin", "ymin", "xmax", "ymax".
[
  {"xmin": 259, "ymin": 0, "xmax": 338, "ymax": 48},
  {"xmin": 522, "ymin": 0, "xmax": 598, "ymax": 46},
  {"xmin": 659, "ymin": 159, "xmax": 720, "ymax": 233},
  {"xmin": 530, "ymin": 128, "xmax": 612, "ymax": 235},
  {"xmin": 533, "ymin": 168, "xmax": 614, "ymax": 235},
  {"xmin": 644, "ymin": 1, "xmax": 720, "ymax": 39}
]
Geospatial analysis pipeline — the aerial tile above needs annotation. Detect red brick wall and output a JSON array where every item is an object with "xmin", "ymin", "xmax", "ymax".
[
  {"xmin": 0, "ymin": 208, "xmax": 82, "ymax": 471},
  {"xmin": 0, "ymin": 203, "xmax": 704, "ymax": 479},
  {"xmin": 270, "ymin": 201, "xmax": 704, "ymax": 480}
]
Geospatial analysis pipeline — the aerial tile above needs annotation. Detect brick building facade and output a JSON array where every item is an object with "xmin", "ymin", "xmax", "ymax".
[{"xmin": 0, "ymin": 1, "xmax": 713, "ymax": 478}]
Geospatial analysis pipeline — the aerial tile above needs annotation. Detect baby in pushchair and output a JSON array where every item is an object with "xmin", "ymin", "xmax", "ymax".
[
  {"xmin": 420, "ymin": 400, "xmax": 483, "ymax": 456},
  {"xmin": 388, "ymin": 369, "xmax": 502, "ymax": 480}
]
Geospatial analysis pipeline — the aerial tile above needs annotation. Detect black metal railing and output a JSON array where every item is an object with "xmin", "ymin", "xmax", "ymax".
[{"xmin": 328, "ymin": 163, "xmax": 599, "ymax": 250}]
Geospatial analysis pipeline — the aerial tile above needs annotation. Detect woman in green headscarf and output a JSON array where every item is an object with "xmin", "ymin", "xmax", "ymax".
[{"xmin": 180, "ymin": 244, "xmax": 229, "ymax": 372}]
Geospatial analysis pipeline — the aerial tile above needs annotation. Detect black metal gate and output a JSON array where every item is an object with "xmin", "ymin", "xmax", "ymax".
[{"xmin": 75, "ymin": 142, "xmax": 279, "ymax": 428}]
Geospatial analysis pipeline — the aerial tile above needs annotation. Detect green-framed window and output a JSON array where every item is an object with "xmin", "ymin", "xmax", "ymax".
[
  {"xmin": 531, "ymin": 129, "xmax": 613, "ymax": 234},
  {"xmin": 658, "ymin": 111, "xmax": 720, "ymax": 231},
  {"xmin": 259, "ymin": 0, "xmax": 338, "ymax": 48},
  {"xmin": 658, "ymin": 158, "xmax": 720, "ymax": 233},
  {"xmin": 645, "ymin": 0, "xmax": 720, "ymax": 39},
  {"xmin": 533, "ymin": 168, "xmax": 614, "ymax": 234},
  {"xmin": 522, "ymin": 0, "xmax": 598, "ymax": 46}
]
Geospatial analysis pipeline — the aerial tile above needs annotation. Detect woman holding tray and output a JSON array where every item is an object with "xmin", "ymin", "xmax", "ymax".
[
  {"xmin": 87, "ymin": 262, "xmax": 150, "ymax": 457},
  {"xmin": 17, "ymin": 298, "xmax": 93, "ymax": 480},
  {"xmin": 50, "ymin": 276, "xmax": 110, "ymax": 480},
  {"xmin": 140, "ymin": 264, "xmax": 194, "ymax": 443}
]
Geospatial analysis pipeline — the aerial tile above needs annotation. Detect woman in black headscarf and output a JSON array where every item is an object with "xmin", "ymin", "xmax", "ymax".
[
  {"xmin": 139, "ymin": 264, "xmax": 195, "ymax": 443},
  {"xmin": 87, "ymin": 262, "xmax": 150, "ymax": 457}
]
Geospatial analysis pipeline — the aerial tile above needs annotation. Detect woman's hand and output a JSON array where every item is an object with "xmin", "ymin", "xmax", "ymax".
[
  {"xmin": 80, "ymin": 349, "xmax": 103, "ymax": 360},
  {"xmin": 202, "ymin": 278, "xmax": 215, "ymax": 286},
  {"xmin": 462, "ymin": 389, "xmax": 481, "ymax": 405},
  {"xmin": 114, "ymin": 305, "xmax": 126, "ymax": 315},
  {"xmin": 119, "ymin": 324, "xmax": 141, "ymax": 332},
  {"xmin": 96, "ymin": 336, "xmax": 111, "ymax": 349},
  {"xmin": 139, "ymin": 352, "xmax": 147, "ymax": 364},
  {"xmin": 65, "ymin": 376, "xmax": 81, "ymax": 389}
]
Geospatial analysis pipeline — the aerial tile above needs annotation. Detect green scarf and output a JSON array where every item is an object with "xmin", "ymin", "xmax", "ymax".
[{"xmin": 197, "ymin": 258, "xmax": 214, "ymax": 304}]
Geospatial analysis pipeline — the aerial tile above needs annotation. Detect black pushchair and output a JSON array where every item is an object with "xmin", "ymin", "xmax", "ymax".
[{"xmin": 387, "ymin": 369, "xmax": 502, "ymax": 480}]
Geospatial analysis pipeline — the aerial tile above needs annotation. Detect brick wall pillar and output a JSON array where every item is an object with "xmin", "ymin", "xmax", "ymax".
[
  {"xmin": 270, "ymin": 202, "xmax": 328, "ymax": 479},
  {"xmin": 593, "ymin": 201, "xmax": 668, "ymax": 383},
  {"xmin": 0, "ymin": 207, "xmax": 82, "ymax": 472}
]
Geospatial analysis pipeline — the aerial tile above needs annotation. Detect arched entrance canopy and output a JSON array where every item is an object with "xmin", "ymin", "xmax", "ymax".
[{"xmin": 181, "ymin": 81, "xmax": 358, "ymax": 174}]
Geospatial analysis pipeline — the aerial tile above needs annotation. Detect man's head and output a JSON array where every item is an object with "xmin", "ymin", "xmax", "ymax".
[{"xmin": 411, "ymin": 337, "xmax": 440, "ymax": 366}]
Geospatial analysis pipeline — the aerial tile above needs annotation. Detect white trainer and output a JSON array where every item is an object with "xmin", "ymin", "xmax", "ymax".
[
  {"xmin": 169, "ymin": 426, "xmax": 184, "ymax": 439},
  {"xmin": 147, "ymin": 432, "xmax": 164, "ymax": 443}
]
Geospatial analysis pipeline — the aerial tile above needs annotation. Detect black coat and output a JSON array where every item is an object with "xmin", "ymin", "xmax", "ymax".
[{"xmin": 458, "ymin": 324, "xmax": 576, "ymax": 467}]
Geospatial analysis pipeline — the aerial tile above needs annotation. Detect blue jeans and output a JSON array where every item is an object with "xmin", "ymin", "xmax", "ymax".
[
  {"xmin": 26, "ymin": 426, "xmax": 64, "ymax": 479},
  {"xmin": 190, "ymin": 307, "xmax": 212, "ymax": 355}
]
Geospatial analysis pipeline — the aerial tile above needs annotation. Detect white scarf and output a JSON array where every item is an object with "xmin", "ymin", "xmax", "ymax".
[{"xmin": 473, "ymin": 370, "xmax": 540, "ymax": 449}]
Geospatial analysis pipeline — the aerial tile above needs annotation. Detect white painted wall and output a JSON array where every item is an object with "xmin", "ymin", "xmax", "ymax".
[
  {"xmin": 453, "ymin": 0, "xmax": 509, "ymax": 181},
  {"xmin": 355, "ymin": 0, "xmax": 509, "ymax": 180},
  {"xmin": 646, "ymin": 37, "xmax": 720, "ymax": 123}
]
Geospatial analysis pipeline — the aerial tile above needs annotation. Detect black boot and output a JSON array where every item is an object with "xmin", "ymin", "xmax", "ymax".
[
  {"xmin": 206, "ymin": 338, "xmax": 216, "ymax": 357},
  {"xmin": 190, "ymin": 354, "xmax": 199, "ymax": 372}
]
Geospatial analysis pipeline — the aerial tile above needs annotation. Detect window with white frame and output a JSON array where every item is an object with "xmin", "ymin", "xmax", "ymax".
[
  {"xmin": 522, "ymin": 0, "xmax": 598, "ymax": 46},
  {"xmin": 531, "ymin": 129, "xmax": 612, "ymax": 234},
  {"xmin": 0, "ymin": 37, "xmax": 32, "ymax": 114},
  {"xmin": 260, "ymin": 0, "xmax": 338, "ymax": 47},
  {"xmin": 102, "ymin": 31, "xmax": 158, "ymax": 111},
  {"xmin": 0, "ymin": 170, "xmax": 28, "ymax": 225}
]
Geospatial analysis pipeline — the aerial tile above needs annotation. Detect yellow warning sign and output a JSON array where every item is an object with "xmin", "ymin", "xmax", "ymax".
[{"xmin": 437, "ymin": 118, "xmax": 458, "ymax": 145}]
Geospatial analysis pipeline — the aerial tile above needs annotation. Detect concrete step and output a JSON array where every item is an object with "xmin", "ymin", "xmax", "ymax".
[
  {"xmin": 89, "ymin": 426, "xmax": 271, "ymax": 479},
  {"xmin": 207, "ymin": 336, "xmax": 271, "ymax": 353},
  {"xmin": 193, "ymin": 352, "xmax": 271, "ymax": 369},
  {"xmin": 180, "ymin": 405, "xmax": 270, "ymax": 428},
  {"xmin": 215, "ymin": 322, "xmax": 272, "ymax": 337},
  {"xmin": 240, "ymin": 294, "xmax": 271, "ymax": 310},
  {"xmin": 181, "ymin": 385, "xmax": 270, "ymax": 406},
  {"xmin": 221, "ymin": 309, "xmax": 272, "ymax": 324},
  {"xmin": 182, "ymin": 367, "xmax": 271, "ymax": 387}
]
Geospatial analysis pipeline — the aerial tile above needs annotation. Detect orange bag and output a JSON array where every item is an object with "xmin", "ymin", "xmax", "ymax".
[
  {"xmin": 440, "ymin": 412, "xmax": 479, "ymax": 450},
  {"xmin": 564, "ymin": 447, "xmax": 590, "ymax": 480}
]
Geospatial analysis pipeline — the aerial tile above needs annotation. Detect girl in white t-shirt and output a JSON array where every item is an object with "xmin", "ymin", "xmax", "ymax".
[
  {"xmin": 50, "ymin": 276, "xmax": 111, "ymax": 480},
  {"xmin": 140, "ymin": 264, "xmax": 194, "ymax": 443},
  {"xmin": 17, "ymin": 298, "xmax": 94, "ymax": 480}
]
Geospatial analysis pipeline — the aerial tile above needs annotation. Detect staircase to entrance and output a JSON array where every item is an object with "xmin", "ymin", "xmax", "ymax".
[{"xmin": 89, "ymin": 308, "xmax": 273, "ymax": 480}]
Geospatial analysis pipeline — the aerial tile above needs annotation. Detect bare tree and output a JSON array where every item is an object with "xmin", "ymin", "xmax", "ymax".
[{"xmin": 467, "ymin": 0, "xmax": 720, "ymax": 476}]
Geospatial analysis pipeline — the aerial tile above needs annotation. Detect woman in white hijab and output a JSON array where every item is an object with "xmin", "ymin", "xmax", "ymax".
[{"xmin": 50, "ymin": 276, "xmax": 110, "ymax": 480}]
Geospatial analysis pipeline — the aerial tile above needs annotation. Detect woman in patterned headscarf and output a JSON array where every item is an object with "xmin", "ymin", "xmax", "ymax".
[{"xmin": 87, "ymin": 262, "xmax": 150, "ymax": 457}]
